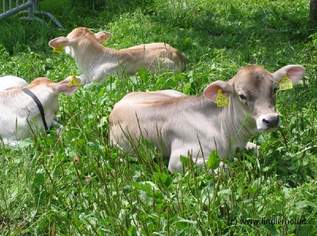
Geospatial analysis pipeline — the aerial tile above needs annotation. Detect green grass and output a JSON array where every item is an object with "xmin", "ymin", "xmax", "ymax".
[{"xmin": 0, "ymin": 0, "xmax": 317, "ymax": 234}]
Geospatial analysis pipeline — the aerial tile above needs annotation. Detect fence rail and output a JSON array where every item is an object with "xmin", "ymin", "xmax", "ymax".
[{"xmin": 0, "ymin": 0, "xmax": 62, "ymax": 27}]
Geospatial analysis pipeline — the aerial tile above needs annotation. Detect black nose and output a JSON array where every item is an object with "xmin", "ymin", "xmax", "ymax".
[{"xmin": 262, "ymin": 115, "xmax": 279, "ymax": 128}]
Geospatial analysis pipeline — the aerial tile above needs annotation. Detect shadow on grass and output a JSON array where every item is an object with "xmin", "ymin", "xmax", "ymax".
[
  {"xmin": 0, "ymin": 0, "xmax": 156, "ymax": 54},
  {"xmin": 148, "ymin": 2, "xmax": 312, "ymax": 63},
  {"xmin": 0, "ymin": 0, "xmax": 312, "ymax": 58}
]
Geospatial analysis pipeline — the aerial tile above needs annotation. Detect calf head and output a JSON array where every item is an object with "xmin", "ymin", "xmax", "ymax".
[
  {"xmin": 29, "ymin": 76, "xmax": 79, "ymax": 96},
  {"xmin": 48, "ymin": 27, "xmax": 111, "ymax": 57},
  {"xmin": 204, "ymin": 65, "xmax": 305, "ymax": 131}
]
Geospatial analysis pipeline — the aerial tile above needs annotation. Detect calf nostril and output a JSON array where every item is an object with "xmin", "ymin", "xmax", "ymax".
[
  {"xmin": 262, "ymin": 118, "xmax": 270, "ymax": 124},
  {"xmin": 263, "ymin": 116, "xmax": 280, "ymax": 127}
]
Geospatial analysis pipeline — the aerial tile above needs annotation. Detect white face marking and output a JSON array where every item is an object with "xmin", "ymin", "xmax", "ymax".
[{"xmin": 64, "ymin": 46, "xmax": 74, "ymax": 57}]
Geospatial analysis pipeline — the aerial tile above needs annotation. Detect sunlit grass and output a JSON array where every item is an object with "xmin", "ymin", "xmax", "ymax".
[{"xmin": 0, "ymin": 0, "xmax": 316, "ymax": 234}]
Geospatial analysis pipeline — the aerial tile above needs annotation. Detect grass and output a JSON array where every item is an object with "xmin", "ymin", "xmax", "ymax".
[{"xmin": 0, "ymin": 0, "xmax": 317, "ymax": 234}]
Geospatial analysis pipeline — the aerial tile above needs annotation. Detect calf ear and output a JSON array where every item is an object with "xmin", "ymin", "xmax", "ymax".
[
  {"xmin": 53, "ymin": 76, "xmax": 80, "ymax": 95},
  {"xmin": 272, "ymin": 65, "xmax": 305, "ymax": 84},
  {"xmin": 48, "ymin": 36, "xmax": 70, "ymax": 48},
  {"xmin": 94, "ymin": 31, "xmax": 111, "ymax": 43},
  {"xmin": 203, "ymin": 80, "xmax": 233, "ymax": 101}
]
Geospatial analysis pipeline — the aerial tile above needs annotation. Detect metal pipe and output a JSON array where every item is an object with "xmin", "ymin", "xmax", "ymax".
[
  {"xmin": 28, "ymin": 0, "xmax": 35, "ymax": 18},
  {"xmin": 0, "ymin": 1, "xmax": 32, "ymax": 20},
  {"xmin": 0, "ymin": 0, "xmax": 62, "ymax": 27},
  {"xmin": 3, "ymin": 1, "xmax": 6, "ymax": 13}
]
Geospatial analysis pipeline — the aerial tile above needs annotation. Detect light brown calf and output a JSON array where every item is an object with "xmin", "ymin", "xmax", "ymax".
[
  {"xmin": 48, "ymin": 27, "xmax": 186, "ymax": 84},
  {"xmin": 109, "ymin": 65, "xmax": 305, "ymax": 172}
]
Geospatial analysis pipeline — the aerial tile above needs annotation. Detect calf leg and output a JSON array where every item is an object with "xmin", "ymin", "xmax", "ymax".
[
  {"xmin": 169, "ymin": 141, "xmax": 229, "ymax": 173},
  {"xmin": 92, "ymin": 64, "xmax": 119, "ymax": 83},
  {"xmin": 152, "ymin": 58, "xmax": 178, "ymax": 72},
  {"xmin": 168, "ymin": 151, "xmax": 184, "ymax": 172},
  {"xmin": 168, "ymin": 143, "xmax": 208, "ymax": 172},
  {"xmin": 169, "ymin": 151, "xmax": 228, "ymax": 173}
]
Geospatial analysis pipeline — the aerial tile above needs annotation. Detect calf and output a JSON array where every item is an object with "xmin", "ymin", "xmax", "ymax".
[
  {"xmin": 109, "ymin": 65, "xmax": 305, "ymax": 172},
  {"xmin": 0, "ymin": 76, "xmax": 79, "ymax": 145},
  {"xmin": 0, "ymin": 75, "xmax": 28, "ymax": 91},
  {"xmin": 48, "ymin": 27, "xmax": 186, "ymax": 84}
]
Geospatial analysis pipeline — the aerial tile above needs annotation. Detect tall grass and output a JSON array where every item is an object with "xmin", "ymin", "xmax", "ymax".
[{"xmin": 0, "ymin": 0, "xmax": 316, "ymax": 234}]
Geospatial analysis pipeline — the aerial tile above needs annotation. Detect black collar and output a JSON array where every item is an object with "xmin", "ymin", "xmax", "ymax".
[{"xmin": 22, "ymin": 88, "xmax": 49, "ymax": 133}]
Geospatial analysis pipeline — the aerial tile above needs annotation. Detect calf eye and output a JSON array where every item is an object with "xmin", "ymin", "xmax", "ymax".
[{"xmin": 239, "ymin": 94, "xmax": 247, "ymax": 100}]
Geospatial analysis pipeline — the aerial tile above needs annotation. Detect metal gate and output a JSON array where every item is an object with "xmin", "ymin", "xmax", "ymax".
[{"xmin": 0, "ymin": 0, "xmax": 62, "ymax": 27}]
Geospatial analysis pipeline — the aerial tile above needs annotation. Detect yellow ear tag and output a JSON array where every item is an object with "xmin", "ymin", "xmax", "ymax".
[
  {"xmin": 67, "ymin": 76, "xmax": 81, "ymax": 87},
  {"xmin": 279, "ymin": 76, "xmax": 293, "ymax": 91},
  {"xmin": 216, "ymin": 89, "xmax": 229, "ymax": 107},
  {"xmin": 53, "ymin": 46, "xmax": 64, "ymax": 53}
]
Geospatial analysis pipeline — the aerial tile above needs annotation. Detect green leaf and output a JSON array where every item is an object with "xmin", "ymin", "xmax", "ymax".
[
  {"xmin": 153, "ymin": 171, "xmax": 172, "ymax": 187},
  {"xmin": 296, "ymin": 200, "xmax": 315, "ymax": 209},
  {"xmin": 207, "ymin": 150, "xmax": 220, "ymax": 169}
]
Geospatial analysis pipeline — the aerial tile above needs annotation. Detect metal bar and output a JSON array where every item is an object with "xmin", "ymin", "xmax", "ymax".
[
  {"xmin": 3, "ymin": 1, "xmax": 6, "ymax": 13},
  {"xmin": 38, "ymin": 11, "xmax": 63, "ymax": 28},
  {"xmin": 0, "ymin": 0, "xmax": 62, "ymax": 27},
  {"xmin": 0, "ymin": 1, "xmax": 32, "ymax": 20},
  {"xmin": 28, "ymin": 0, "xmax": 35, "ymax": 18}
]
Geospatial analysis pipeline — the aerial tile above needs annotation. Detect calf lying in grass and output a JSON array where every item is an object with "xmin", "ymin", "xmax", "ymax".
[
  {"xmin": 48, "ymin": 27, "xmax": 186, "ymax": 84},
  {"xmin": 0, "ymin": 75, "xmax": 27, "ymax": 91},
  {"xmin": 110, "ymin": 65, "xmax": 305, "ymax": 172},
  {"xmin": 0, "ymin": 76, "xmax": 79, "ymax": 145}
]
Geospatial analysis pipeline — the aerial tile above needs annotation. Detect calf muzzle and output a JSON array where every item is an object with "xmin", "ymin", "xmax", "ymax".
[
  {"xmin": 262, "ymin": 114, "xmax": 280, "ymax": 128},
  {"xmin": 256, "ymin": 113, "xmax": 280, "ymax": 131}
]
